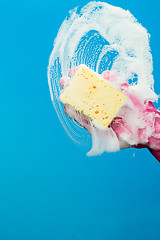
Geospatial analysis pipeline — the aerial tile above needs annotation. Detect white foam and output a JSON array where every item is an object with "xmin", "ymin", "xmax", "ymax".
[
  {"xmin": 48, "ymin": 1, "xmax": 158, "ymax": 156},
  {"xmin": 87, "ymin": 126, "xmax": 120, "ymax": 156}
]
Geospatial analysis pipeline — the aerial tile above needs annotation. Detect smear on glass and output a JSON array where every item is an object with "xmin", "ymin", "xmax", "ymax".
[{"xmin": 48, "ymin": 1, "xmax": 160, "ymax": 161}]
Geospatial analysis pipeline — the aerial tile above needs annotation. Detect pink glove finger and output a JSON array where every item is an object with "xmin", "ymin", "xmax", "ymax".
[
  {"xmin": 102, "ymin": 70, "xmax": 117, "ymax": 82},
  {"xmin": 69, "ymin": 67, "xmax": 78, "ymax": 77},
  {"xmin": 60, "ymin": 77, "xmax": 71, "ymax": 88},
  {"xmin": 60, "ymin": 67, "xmax": 78, "ymax": 88}
]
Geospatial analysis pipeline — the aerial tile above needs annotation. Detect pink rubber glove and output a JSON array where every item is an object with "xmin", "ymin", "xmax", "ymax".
[
  {"xmin": 60, "ymin": 68, "xmax": 160, "ymax": 162},
  {"xmin": 102, "ymin": 70, "xmax": 160, "ymax": 162}
]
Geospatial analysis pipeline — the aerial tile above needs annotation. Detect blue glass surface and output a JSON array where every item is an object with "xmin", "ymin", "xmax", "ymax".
[{"xmin": 1, "ymin": 0, "xmax": 160, "ymax": 239}]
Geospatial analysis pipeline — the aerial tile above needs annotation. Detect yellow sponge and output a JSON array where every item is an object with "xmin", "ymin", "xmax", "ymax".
[{"xmin": 59, "ymin": 65, "xmax": 127, "ymax": 128}]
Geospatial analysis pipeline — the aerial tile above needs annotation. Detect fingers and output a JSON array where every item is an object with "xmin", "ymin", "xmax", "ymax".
[
  {"xmin": 60, "ymin": 67, "xmax": 78, "ymax": 88},
  {"xmin": 60, "ymin": 67, "xmax": 160, "ymax": 162},
  {"xmin": 60, "ymin": 76, "xmax": 71, "ymax": 88},
  {"xmin": 102, "ymin": 70, "xmax": 110, "ymax": 80},
  {"xmin": 59, "ymin": 77, "xmax": 65, "ymax": 87},
  {"xmin": 69, "ymin": 67, "xmax": 78, "ymax": 77}
]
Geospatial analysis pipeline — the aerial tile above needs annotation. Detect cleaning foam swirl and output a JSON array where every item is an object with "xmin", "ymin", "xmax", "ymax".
[{"xmin": 48, "ymin": 1, "xmax": 158, "ymax": 154}]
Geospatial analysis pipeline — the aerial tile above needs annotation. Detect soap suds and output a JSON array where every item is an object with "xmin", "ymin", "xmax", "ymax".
[{"xmin": 48, "ymin": 1, "xmax": 158, "ymax": 155}]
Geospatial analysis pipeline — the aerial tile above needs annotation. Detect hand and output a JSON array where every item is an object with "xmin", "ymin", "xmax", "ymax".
[
  {"xmin": 102, "ymin": 70, "xmax": 160, "ymax": 162},
  {"xmin": 60, "ymin": 68, "xmax": 160, "ymax": 162}
]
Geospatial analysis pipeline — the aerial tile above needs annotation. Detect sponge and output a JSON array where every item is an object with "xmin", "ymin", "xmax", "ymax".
[{"xmin": 59, "ymin": 65, "xmax": 127, "ymax": 128}]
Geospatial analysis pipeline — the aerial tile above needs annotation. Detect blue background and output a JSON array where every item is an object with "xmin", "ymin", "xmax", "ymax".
[{"xmin": 1, "ymin": 0, "xmax": 160, "ymax": 239}]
